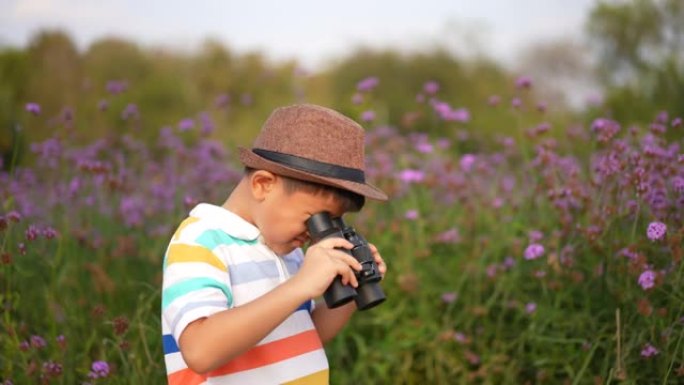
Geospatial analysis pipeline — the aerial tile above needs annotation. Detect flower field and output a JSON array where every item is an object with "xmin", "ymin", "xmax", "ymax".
[{"xmin": 1, "ymin": 75, "xmax": 683, "ymax": 384}]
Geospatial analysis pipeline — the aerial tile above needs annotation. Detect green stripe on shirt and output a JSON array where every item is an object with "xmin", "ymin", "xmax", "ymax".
[
  {"xmin": 162, "ymin": 277, "xmax": 233, "ymax": 310},
  {"xmin": 195, "ymin": 229, "xmax": 258, "ymax": 250}
]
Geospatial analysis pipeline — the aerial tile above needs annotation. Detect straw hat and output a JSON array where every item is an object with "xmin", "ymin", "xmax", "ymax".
[{"xmin": 238, "ymin": 104, "xmax": 388, "ymax": 201}]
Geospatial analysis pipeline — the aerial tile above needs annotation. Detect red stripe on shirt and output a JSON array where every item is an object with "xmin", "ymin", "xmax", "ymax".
[
  {"xmin": 168, "ymin": 368, "xmax": 206, "ymax": 385},
  {"xmin": 209, "ymin": 329, "xmax": 323, "ymax": 377}
]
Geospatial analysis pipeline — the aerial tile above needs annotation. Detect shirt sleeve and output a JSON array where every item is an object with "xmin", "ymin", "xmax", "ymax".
[{"xmin": 161, "ymin": 230, "xmax": 233, "ymax": 341}]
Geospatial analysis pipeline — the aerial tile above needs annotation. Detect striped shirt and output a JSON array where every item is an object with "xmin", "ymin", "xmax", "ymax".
[{"xmin": 162, "ymin": 203, "xmax": 329, "ymax": 385}]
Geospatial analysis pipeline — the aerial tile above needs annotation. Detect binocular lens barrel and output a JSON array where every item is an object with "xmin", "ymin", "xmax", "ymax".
[{"xmin": 305, "ymin": 211, "xmax": 386, "ymax": 311}]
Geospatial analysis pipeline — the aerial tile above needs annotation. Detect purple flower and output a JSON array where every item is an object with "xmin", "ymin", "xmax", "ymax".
[
  {"xmin": 30, "ymin": 335, "xmax": 46, "ymax": 349},
  {"xmin": 183, "ymin": 195, "xmax": 197, "ymax": 209},
  {"xmin": 638, "ymin": 270, "xmax": 656, "ymax": 290},
  {"xmin": 672, "ymin": 176, "xmax": 684, "ymax": 193},
  {"xmin": 7, "ymin": 211, "xmax": 21, "ymax": 222},
  {"xmin": 449, "ymin": 108, "xmax": 470, "ymax": 123},
  {"xmin": 240, "ymin": 93, "xmax": 253, "ymax": 106},
  {"xmin": 536, "ymin": 101, "xmax": 548, "ymax": 113},
  {"xmin": 646, "ymin": 221, "xmax": 667, "ymax": 241},
  {"xmin": 178, "ymin": 118, "xmax": 195, "ymax": 132},
  {"xmin": 515, "ymin": 76, "xmax": 532, "ymax": 89},
  {"xmin": 31, "ymin": 138, "xmax": 62, "ymax": 169},
  {"xmin": 119, "ymin": 196, "xmax": 145, "ymax": 227},
  {"xmin": 431, "ymin": 101, "xmax": 470, "ymax": 122},
  {"xmin": 356, "ymin": 76, "xmax": 379, "ymax": 92},
  {"xmin": 42, "ymin": 361, "xmax": 63, "ymax": 377},
  {"xmin": 98, "ymin": 99, "xmax": 109, "ymax": 111},
  {"xmin": 199, "ymin": 112, "xmax": 215, "ymax": 135},
  {"xmin": 524, "ymin": 244, "xmax": 545, "ymax": 260},
  {"xmin": 640, "ymin": 343, "xmax": 659, "ymax": 357},
  {"xmin": 525, "ymin": 302, "xmax": 537, "ymax": 314},
  {"xmin": 618, "ymin": 247, "xmax": 638, "ymax": 261},
  {"xmin": 672, "ymin": 117, "xmax": 682, "ymax": 127},
  {"xmin": 655, "ymin": 111, "xmax": 668, "ymax": 124},
  {"xmin": 360, "ymin": 110, "xmax": 375, "ymax": 122},
  {"xmin": 590, "ymin": 118, "xmax": 621, "ymax": 143},
  {"xmin": 423, "ymin": 81, "xmax": 440, "ymax": 95},
  {"xmin": 214, "ymin": 93, "xmax": 230, "ymax": 108},
  {"xmin": 459, "ymin": 154, "xmax": 476, "ymax": 172},
  {"xmin": 534, "ymin": 270, "xmax": 547, "ymax": 278},
  {"xmin": 453, "ymin": 332, "xmax": 467, "ymax": 343},
  {"xmin": 404, "ymin": 209, "xmax": 419, "ymax": 220},
  {"xmin": 511, "ymin": 97, "xmax": 522, "ymax": 108},
  {"xmin": 397, "ymin": 169, "xmax": 425, "ymax": 183},
  {"xmin": 528, "ymin": 230, "xmax": 543, "ymax": 242},
  {"xmin": 436, "ymin": 138, "xmax": 451, "ymax": 150},
  {"xmin": 441, "ymin": 292, "xmax": 457, "ymax": 304},
  {"xmin": 487, "ymin": 95, "xmax": 501, "ymax": 106},
  {"xmin": 415, "ymin": 142, "xmax": 434, "ymax": 154},
  {"xmin": 351, "ymin": 93, "xmax": 364, "ymax": 105},
  {"xmin": 25, "ymin": 102, "xmax": 41, "ymax": 115},
  {"xmin": 89, "ymin": 360, "xmax": 110, "ymax": 378},
  {"xmin": 56, "ymin": 335, "xmax": 66, "ymax": 349},
  {"xmin": 121, "ymin": 103, "xmax": 139, "ymax": 120},
  {"xmin": 106, "ymin": 80, "xmax": 127, "ymax": 95},
  {"xmin": 42, "ymin": 226, "xmax": 59, "ymax": 239},
  {"xmin": 650, "ymin": 122, "xmax": 667, "ymax": 135},
  {"xmin": 435, "ymin": 228, "xmax": 461, "ymax": 244},
  {"xmin": 25, "ymin": 225, "xmax": 40, "ymax": 241}
]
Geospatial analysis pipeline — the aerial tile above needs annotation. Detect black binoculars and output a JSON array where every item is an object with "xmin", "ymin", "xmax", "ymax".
[{"xmin": 305, "ymin": 211, "xmax": 386, "ymax": 311}]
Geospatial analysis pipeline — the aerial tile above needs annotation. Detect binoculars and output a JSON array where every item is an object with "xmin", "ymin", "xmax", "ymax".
[{"xmin": 305, "ymin": 211, "xmax": 386, "ymax": 311}]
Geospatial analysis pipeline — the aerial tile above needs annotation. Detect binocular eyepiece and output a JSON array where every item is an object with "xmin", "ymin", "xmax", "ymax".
[{"xmin": 305, "ymin": 212, "xmax": 386, "ymax": 311}]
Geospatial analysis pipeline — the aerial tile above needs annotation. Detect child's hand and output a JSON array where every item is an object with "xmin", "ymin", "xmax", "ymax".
[
  {"xmin": 368, "ymin": 243, "xmax": 387, "ymax": 279},
  {"xmin": 292, "ymin": 237, "xmax": 362, "ymax": 299}
]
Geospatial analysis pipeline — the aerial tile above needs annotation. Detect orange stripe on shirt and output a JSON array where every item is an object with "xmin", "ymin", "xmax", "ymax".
[
  {"xmin": 166, "ymin": 243, "xmax": 227, "ymax": 271},
  {"xmin": 281, "ymin": 368, "xmax": 329, "ymax": 385},
  {"xmin": 168, "ymin": 368, "xmax": 206, "ymax": 385},
  {"xmin": 209, "ymin": 329, "xmax": 323, "ymax": 377}
]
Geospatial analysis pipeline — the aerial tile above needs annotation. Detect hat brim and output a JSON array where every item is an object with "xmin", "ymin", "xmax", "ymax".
[{"xmin": 238, "ymin": 147, "xmax": 388, "ymax": 201}]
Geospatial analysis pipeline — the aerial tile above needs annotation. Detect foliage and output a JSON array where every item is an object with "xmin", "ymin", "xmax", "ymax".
[
  {"xmin": 1, "ymin": 68, "xmax": 683, "ymax": 384},
  {"xmin": 587, "ymin": 0, "xmax": 684, "ymax": 124},
  {"xmin": 0, "ymin": 30, "xmax": 550, "ymax": 170}
]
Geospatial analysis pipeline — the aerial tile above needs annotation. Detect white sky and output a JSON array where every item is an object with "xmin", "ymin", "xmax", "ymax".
[{"xmin": 0, "ymin": 0, "xmax": 597, "ymax": 70}]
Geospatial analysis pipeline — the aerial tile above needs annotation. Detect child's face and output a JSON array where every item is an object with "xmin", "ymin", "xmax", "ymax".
[{"xmin": 254, "ymin": 178, "xmax": 345, "ymax": 256}]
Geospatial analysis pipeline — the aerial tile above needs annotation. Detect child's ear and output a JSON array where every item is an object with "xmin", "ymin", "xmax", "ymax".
[{"xmin": 250, "ymin": 170, "xmax": 278, "ymax": 201}]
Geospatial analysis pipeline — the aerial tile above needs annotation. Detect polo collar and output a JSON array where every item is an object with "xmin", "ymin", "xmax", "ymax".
[{"xmin": 189, "ymin": 203, "xmax": 260, "ymax": 242}]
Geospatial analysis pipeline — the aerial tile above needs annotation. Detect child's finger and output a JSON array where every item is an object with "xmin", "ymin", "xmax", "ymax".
[
  {"xmin": 336, "ymin": 260, "xmax": 359, "ymax": 287},
  {"xmin": 315, "ymin": 237, "xmax": 354, "ymax": 250},
  {"xmin": 330, "ymin": 249, "xmax": 362, "ymax": 271},
  {"xmin": 368, "ymin": 243, "xmax": 387, "ymax": 276},
  {"xmin": 376, "ymin": 256, "xmax": 387, "ymax": 276}
]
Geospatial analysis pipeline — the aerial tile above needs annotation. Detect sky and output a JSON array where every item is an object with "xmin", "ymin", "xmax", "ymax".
[{"xmin": 0, "ymin": 0, "xmax": 597, "ymax": 70}]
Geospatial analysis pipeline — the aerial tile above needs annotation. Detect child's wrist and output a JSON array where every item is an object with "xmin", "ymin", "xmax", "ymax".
[{"xmin": 283, "ymin": 276, "xmax": 315, "ymax": 303}]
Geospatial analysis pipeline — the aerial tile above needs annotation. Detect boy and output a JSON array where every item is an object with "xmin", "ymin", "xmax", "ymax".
[{"xmin": 161, "ymin": 104, "xmax": 388, "ymax": 384}]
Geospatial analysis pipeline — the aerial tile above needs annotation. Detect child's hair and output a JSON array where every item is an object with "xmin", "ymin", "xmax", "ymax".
[{"xmin": 245, "ymin": 167, "xmax": 365, "ymax": 212}]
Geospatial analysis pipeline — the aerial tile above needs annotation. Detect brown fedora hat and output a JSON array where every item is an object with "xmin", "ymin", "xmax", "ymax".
[{"xmin": 238, "ymin": 104, "xmax": 388, "ymax": 201}]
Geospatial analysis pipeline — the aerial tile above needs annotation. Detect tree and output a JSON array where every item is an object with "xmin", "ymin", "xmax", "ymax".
[
  {"xmin": 0, "ymin": 48, "xmax": 29, "ymax": 169},
  {"xmin": 587, "ymin": 0, "xmax": 684, "ymax": 123}
]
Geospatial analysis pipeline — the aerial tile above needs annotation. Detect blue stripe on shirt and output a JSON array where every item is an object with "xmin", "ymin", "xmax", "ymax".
[
  {"xmin": 229, "ymin": 260, "xmax": 281, "ymax": 284},
  {"xmin": 162, "ymin": 334, "xmax": 179, "ymax": 354}
]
